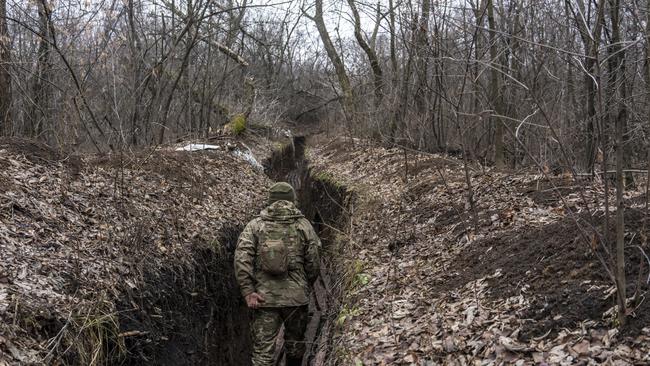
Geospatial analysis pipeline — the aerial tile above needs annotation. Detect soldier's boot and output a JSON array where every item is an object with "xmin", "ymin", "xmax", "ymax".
[{"xmin": 286, "ymin": 356, "xmax": 302, "ymax": 366}]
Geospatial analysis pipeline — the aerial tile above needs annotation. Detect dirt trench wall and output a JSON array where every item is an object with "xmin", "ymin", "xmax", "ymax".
[
  {"xmin": 264, "ymin": 135, "xmax": 348, "ymax": 244},
  {"xmin": 0, "ymin": 136, "xmax": 352, "ymax": 366},
  {"xmin": 117, "ymin": 225, "xmax": 251, "ymax": 366}
]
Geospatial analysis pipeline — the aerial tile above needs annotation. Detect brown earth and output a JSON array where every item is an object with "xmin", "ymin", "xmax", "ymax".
[
  {"xmin": 0, "ymin": 137, "xmax": 64, "ymax": 164},
  {"xmin": 520, "ymin": 177, "xmax": 584, "ymax": 206},
  {"xmin": 436, "ymin": 207, "xmax": 650, "ymax": 341},
  {"xmin": 0, "ymin": 137, "xmax": 271, "ymax": 365},
  {"xmin": 309, "ymin": 137, "xmax": 650, "ymax": 365},
  {"xmin": 0, "ymin": 137, "xmax": 83, "ymax": 174}
]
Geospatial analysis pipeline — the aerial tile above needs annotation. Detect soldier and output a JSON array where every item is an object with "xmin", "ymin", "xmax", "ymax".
[{"xmin": 235, "ymin": 182, "xmax": 321, "ymax": 366}]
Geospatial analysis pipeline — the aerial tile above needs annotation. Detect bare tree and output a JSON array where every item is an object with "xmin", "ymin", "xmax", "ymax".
[
  {"xmin": 27, "ymin": 0, "xmax": 51, "ymax": 139},
  {"xmin": 566, "ymin": 0, "xmax": 607, "ymax": 172},
  {"xmin": 608, "ymin": 0, "xmax": 628, "ymax": 326},
  {"xmin": 0, "ymin": 0, "xmax": 648, "ymax": 193},
  {"xmin": 487, "ymin": 0, "xmax": 505, "ymax": 168},
  {"xmin": 347, "ymin": 0, "xmax": 383, "ymax": 107},
  {"xmin": 306, "ymin": 0, "xmax": 354, "ymax": 123},
  {"xmin": 0, "ymin": 0, "xmax": 10, "ymax": 134}
]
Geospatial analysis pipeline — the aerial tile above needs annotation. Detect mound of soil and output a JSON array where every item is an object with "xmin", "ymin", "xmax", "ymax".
[
  {"xmin": 0, "ymin": 137, "xmax": 62, "ymax": 163},
  {"xmin": 407, "ymin": 157, "xmax": 455, "ymax": 177},
  {"xmin": 0, "ymin": 140, "xmax": 269, "ymax": 365},
  {"xmin": 449, "ymin": 210, "xmax": 650, "ymax": 340},
  {"xmin": 520, "ymin": 178, "xmax": 583, "ymax": 206}
]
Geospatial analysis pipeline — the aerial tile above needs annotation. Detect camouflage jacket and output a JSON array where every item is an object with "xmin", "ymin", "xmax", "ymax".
[{"xmin": 235, "ymin": 200, "xmax": 321, "ymax": 307}]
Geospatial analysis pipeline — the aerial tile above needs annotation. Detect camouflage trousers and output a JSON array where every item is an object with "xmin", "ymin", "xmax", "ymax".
[{"xmin": 251, "ymin": 305, "xmax": 309, "ymax": 366}]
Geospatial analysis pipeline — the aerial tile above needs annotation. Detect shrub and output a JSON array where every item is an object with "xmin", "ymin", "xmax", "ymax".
[{"xmin": 229, "ymin": 114, "xmax": 247, "ymax": 135}]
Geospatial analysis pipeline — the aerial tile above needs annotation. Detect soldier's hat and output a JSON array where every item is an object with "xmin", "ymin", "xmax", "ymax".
[{"xmin": 269, "ymin": 182, "xmax": 295, "ymax": 203}]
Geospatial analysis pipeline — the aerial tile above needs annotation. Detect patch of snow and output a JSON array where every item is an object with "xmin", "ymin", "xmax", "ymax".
[
  {"xmin": 232, "ymin": 148, "xmax": 264, "ymax": 171},
  {"xmin": 175, "ymin": 143, "xmax": 221, "ymax": 151}
]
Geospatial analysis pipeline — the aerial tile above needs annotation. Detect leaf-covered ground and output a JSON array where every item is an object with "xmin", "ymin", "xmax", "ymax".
[
  {"xmin": 0, "ymin": 137, "xmax": 271, "ymax": 364},
  {"xmin": 3, "ymin": 133, "xmax": 649, "ymax": 365},
  {"xmin": 309, "ymin": 138, "xmax": 650, "ymax": 365}
]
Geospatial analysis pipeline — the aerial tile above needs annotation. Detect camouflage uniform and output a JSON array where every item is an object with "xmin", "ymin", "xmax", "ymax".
[{"xmin": 235, "ymin": 183, "xmax": 321, "ymax": 366}]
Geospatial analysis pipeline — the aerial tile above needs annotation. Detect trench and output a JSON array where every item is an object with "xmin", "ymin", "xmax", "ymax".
[
  {"xmin": 116, "ymin": 136, "xmax": 349, "ymax": 365},
  {"xmin": 265, "ymin": 136, "xmax": 350, "ymax": 365}
]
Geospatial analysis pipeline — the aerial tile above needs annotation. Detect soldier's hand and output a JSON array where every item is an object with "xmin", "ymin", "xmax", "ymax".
[{"xmin": 245, "ymin": 292, "xmax": 265, "ymax": 309}]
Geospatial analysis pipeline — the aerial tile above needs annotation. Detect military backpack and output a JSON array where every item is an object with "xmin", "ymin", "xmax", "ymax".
[{"xmin": 258, "ymin": 220, "xmax": 299, "ymax": 276}]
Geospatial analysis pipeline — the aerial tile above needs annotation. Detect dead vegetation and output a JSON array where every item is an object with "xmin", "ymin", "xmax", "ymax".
[
  {"xmin": 0, "ymin": 138, "xmax": 269, "ymax": 364},
  {"xmin": 3, "ymin": 131, "xmax": 649, "ymax": 365},
  {"xmin": 309, "ymin": 137, "xmax": 650, "ymax": 365}
]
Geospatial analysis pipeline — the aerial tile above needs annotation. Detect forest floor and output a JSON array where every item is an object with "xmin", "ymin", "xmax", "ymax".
[
  {"xmin": 308, "ymin": 137, "xmax": 650, "ymax": 365},
  {"xmin": 1, "ymin": 131, "xmax": 650, "ymax": 365},
  {"xmin": 0, "ymin": 134, "xmax": 281, "ymax": 365}
]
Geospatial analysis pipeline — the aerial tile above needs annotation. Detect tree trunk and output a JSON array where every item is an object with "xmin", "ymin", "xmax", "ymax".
[
  {"xmin": 609, "ymin": 0, "xmax": 627, "ymax": 327},
  {"xmin": 646, "ymin": 0, "xmax": 650, "ymax": 155},
  {"xmin": 487, "ymin": 0, "xmax": 504, "ymax": 168},
  {"xmin": 413, "ymin": 0, "xmax": 431, "ymax": 114},
  {"xmin": 347, "ymin": 0, "xmax": 383, "ymax": 107},
  {"xmin": 29, "ymin": 0, "xmax": 51, "ymax": 139},
  {"xmin": 567, "ymin": 0, "xmax": 606, "ymax": 172},
  {"xmin": 388, "ymin": 0, "xmax": 397, "ymax": 76},
  {"xmin": 312, "ymin": 0, "xmax": 354, "ymax": 123},
  {"xmin": 472, "ymin": 0, "xmax": 487, "ymax": 159},
  {"xmin": 614, "ymin": 103, "xmax": 627, "ymax": 327},
  {"xmin": 0, "ymin": 0, "xmax": 11, "ymax": 134},
  {"xmin": 127, "ymin": 0, "xmax": 143, "ymax": 146}
]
